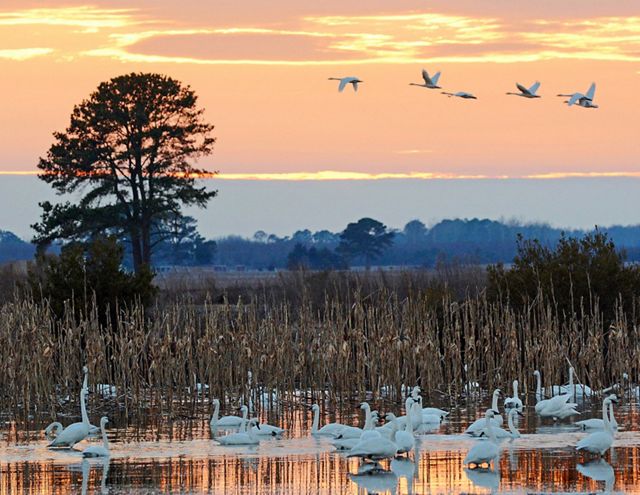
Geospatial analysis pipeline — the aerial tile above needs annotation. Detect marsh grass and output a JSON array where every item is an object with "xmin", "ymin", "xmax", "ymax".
[{"xmin": 0, "ymin": 267, "xmax": 637, "ymax": 426}]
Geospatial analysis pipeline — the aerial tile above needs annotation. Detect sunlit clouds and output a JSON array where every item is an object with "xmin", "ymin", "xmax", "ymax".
[
  {"xmin": 2, "ymin": 6, "xmax": 640, "ymax": 65},
  {"xmin": 0, "ymin": 48, "xmax": 53, "ymax": 60}
]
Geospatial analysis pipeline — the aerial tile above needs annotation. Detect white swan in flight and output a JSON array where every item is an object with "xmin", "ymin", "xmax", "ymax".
[
  {"xmin": 576, "ymin": 395, "xmax": 617, "ymax": 456},
  {"xmin": 442, "ymin": 91, "xmax": 477, "ymax": 99},
  {"xmin": 328, "ymin": 76, "xmax": 363, "ymax": 92},
  {"xmin": 558, "ymin": 82, "xmax": 598, "ymax": 108},
  {"xmin": 82, "ymin": 416, "xmax": 110, "ymax": 458},
  {"xmin": 410, "ymin": 69, "xmax": 441, "ymax": 89},
  {"xmin": 506, "ymin": 81, "xmax": 541, "ymax": 98}
]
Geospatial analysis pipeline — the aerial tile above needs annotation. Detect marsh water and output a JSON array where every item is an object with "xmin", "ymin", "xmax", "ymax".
[{"xmin": 2, "ymin": 392, "xmax": 640, "ymax": 494}]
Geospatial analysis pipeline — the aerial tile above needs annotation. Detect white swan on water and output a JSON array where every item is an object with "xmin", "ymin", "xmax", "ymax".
[
  {"xmin": 533, "ymin": 369, "xmax": 568, "ymax": 399},
  {"xmin": 82, "ymin": 416, "xmax": 110, "ymax": 457},
  {"xmin": 334, "ymin": 402, "xmax": 376, "ymax": 439},
  {"xmin": 464, "ymin": 409, "xmax": 501, "ymax": 468},
  {"xmin": 576, "ymin": 395, "xmax": 617, "ymax": 456},
  {"xmin": 48, "ymin": 387, "xmax": 91, "ymax": 448},
  {"xmin": 565, "ymin": 366, "xmax": 593, "ymax": 399},
  {"xmin": 210, "ymin": 400, "xmax": 248, "ymax": 429},
  {"xmin": 81, "ymin": 366, "xmax": 100, "ymax": 435},
  {"xmin": 504, "ymin": 380, "xmax": 523, "ymax": 410},
  {"xmin": 216, "ymin": 418, "xmax": 261, "ymax": 445},
  {"xmin": 311, "ymin": 404, "xmax": 346, "ymax": 436},
  {"xmin": 465, "ymin": 389, "xmax": 503, "ymax": 435},
  {"xmin": 576, "ymin": 398, "xmax": 618, "ymax": 431},
  {"xmin": 489, "ymin": 408, "xmax": 522, "ymax": 439}
]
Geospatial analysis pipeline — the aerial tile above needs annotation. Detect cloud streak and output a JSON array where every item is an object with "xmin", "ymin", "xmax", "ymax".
[{"xmin": 2, "ymin": 6, "xmax": 640, "ymax": 65}]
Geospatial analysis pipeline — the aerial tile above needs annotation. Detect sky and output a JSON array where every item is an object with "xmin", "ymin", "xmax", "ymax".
[{"xmin": 0, "ymin": 1, "xmax": 638, "ymax": 237}]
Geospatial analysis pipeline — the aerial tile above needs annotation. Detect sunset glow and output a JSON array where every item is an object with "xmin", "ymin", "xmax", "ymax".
[{"xmin": 0, "ymin": 1, "xmax": 638, "ymax": 179}]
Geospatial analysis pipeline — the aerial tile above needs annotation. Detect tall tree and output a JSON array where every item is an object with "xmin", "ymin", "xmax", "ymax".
[
  {"xmin": 337, "ymin": 217, "xmax": 394, "ymax": 268},
  {"xmin": 33, "ymin": 72, "xmax": 216, "ymax": 273}
]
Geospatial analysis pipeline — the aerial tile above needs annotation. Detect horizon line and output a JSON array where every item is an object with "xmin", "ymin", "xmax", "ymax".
[{"xmin": 1, "ymin": 170, "xmax": 639, "ymax": 181}]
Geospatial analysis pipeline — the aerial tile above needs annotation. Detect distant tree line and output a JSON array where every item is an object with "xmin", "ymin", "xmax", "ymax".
[{"xmin": 3, "ymin": 218, "xmax": 640, "ymax": 270}]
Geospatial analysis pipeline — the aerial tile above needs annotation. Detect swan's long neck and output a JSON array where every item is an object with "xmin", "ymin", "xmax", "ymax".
[
  {"xmin": 602, "ymin": 399, "xmax": 612, "ymax": 434},
  {"xmin": 404, "ymin": 412, "xmax": 413, "ymax": 434},
  {"xmin": 491, "ymin": 391, "xmax": 499, "ymax": 411},
  {"xmin": 101, "ymin": 421, "xmax": 109, "ymax": 450},
  {"xmin": 363, "ymin": 405, "xmax": 373, "ymax": 430},
  {"xmin": 608, "ymin": 401, "xmax": 617, "ymax": 427},
  {"xmin": 535, "ymin": 372, "xmax": 542, "ymax": 397},
  {"xmin": 311, "ymin": 407, "xmax": 319, "ymax": 433},
  {"xmin": 211, "ymin": 401, "xmax": 220, "ymax": 426},
  {"xmin": 507, "ymin": 413, "xmax": 518, "ymax": 436},
  {"xmin": 241, "ymin": 407, "xmax": 248, "ymax": 421},
  {"xmin": 80, "ymin": 388, "xmax": 89, "ymax": 426},
  {"xmin": 569, "ymin": 367, "xmax": 574, "ymax": 390},
  {"xmin": 513, "ymin": 381, "xmax": 519, "ymax": 399}
]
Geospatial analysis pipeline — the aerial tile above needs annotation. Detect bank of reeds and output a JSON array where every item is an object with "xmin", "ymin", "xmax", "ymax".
[{"xmin": 0, "ymin": 276, "xmax": 637, "ymax": 420}]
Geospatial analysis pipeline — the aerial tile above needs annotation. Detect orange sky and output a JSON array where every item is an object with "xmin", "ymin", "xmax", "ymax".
[{"xmin": 0, "ymin": 1, "xmax": 639, "ymax": 179}]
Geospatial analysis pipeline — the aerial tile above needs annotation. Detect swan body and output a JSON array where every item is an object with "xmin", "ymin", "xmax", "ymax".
[
  {"xmin": 504, "ymin": 380, "xmax": 523, "ymax": 410},
  {"xmin": 409, "ymin": 69, "xmax": 442, "ymax": 89},
  {"xmin": 348, "ymin": 436, "xmax": 398, "ymax": 460},
  {"xmin": 251, "ymin": 423, "xmax": 284, "ymax": 436},
  {"xmin": 311, "ymin": 404, "xmax": 346, "ymax": 436},
  {"xmin": 576, "ymin": 395, "xmax": 617, "ymax": 456},
  {"xmin": 82, "ymin": 416, "xmax": 110, "ymax": 458},
  {"xmin": 442, "ymin": 91, "xmax": 477, "ymax": 99},
  {"xmin": 210, "ymin": 400, "xmax": 248, "ymax": 429},
  {"xmin": 328, "ymin": 76, "xmax": 363, "ymax": 92},
  {"xmin": 465, "ymin": 390, "xmax": 503, "ymax": 435},
  {"xmin": 536, "ymin": 392, "xmax": 579, "ymax": 419},
  {"xmin": 506, "ymin": 81, "xmax": 541, "ymax": 98},
  {"xmin": 464, "ymin": 410, "xmax": 501, "ymax": 468},
  {"xmin": 576, "ymin": 399, "xmax": 618, "ymax": 431},
  {"xmin": 394, "ymin": 414, "xmax": 415, "ymax": 455},
  {"xmin": 217, "ymin": 418, "xmax": 260, "ymax": 445}
]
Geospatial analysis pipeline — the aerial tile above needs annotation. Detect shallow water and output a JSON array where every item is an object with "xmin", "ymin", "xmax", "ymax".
[{"xmin": 2, "ymin": 393, "xmax": 640, "ymax": 494}]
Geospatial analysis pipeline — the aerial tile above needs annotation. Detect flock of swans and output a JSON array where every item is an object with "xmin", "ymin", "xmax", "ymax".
[
  {"xmin": 42, "ymin": 364, "xmax": 629, "ymax": 493},
  {"xmin": 329, "ymin": 69, "xmax": 599, "ymax": 107}
]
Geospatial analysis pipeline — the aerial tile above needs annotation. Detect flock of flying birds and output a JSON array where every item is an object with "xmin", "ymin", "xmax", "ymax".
[{"xmin": 329, "ymin": 69, "xmax": 599, "ymax": 108}]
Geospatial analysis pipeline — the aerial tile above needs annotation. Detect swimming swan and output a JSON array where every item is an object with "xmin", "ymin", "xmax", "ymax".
[
  {"xmin": 576, "ymin": 399, "xmax": 618, "ymax": 431},
  {"xmin": 464, "ymin": 410, "xmax": 501, "ymax": 468},
  {"xmin": 576, "ymin": 395, "xmax": 617, "ymax": 456},
  {"xmin": 82, "ymin": 416, "xmax": 110, "ymax": 457},
  {"xmin": 210, "ymin": 400, "xmax": 248, "ymax": 429},
  {"xmin": 217, "ymin": 418, "xmax": 261, "ymax": 445},
  {"xmin": 465, "ymin": 389, "xmax": 503, "ymax": 435},
  {"xmin": 311, "ymin": 404, "xmax": 346, "ymax": 436},
  {"xmin": 48, "ymin": 387, "xmax": 91, "ymax": 448},
  {"xmin": 488, "ymin": 408, "xmax": 522, "ymax": 439},
  {"xmin": 504, "ymin": 380, "xmax": 523, "ymax": 410}
]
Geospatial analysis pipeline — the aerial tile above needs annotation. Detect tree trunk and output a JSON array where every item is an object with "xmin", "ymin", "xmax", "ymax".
[{"xmin": 130, "ymin": 231, "xmax": 143, "ymax": 273}]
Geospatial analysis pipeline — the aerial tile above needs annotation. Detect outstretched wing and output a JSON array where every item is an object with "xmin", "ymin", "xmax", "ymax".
[
  {"xmin": 431, "ymin": 71, "xmax": 441, "ymax": 85},
  {"xmin": 516, "ymin": 83, "xmax": 530, "ymax": 95},
  {"xmin": 567, "ymin": 93, "xmax": 584, "ymax": 106},
  {"xmin": 585, "ymin": 82, "xmax": 596, "ymax": 101},
  {"xmin": 352, "ymin": 81, "xmax": 359, "ymax": 92},
  {"xmin": 422, "ymin": 69, "xmax": 432, "ymax": 85},
  {"xmin": 338, "ymin": 78, "xmax": 350, "ymax": 92},
  {"xmin": 528, "ymin": 81, "xmax": 540, "ymax": 95}
]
